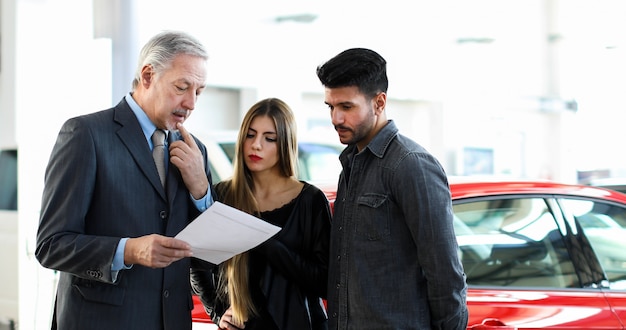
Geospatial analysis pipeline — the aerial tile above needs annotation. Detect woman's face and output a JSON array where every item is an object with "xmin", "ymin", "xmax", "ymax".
[{"xmin": 243, "ymin": 115, "xmax": 280, "ymax": 175}]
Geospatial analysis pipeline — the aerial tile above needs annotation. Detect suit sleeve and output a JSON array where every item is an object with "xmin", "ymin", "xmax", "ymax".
[{"xmin": 35, "ymin": 117, "xmax": 119, "ymax": 283}]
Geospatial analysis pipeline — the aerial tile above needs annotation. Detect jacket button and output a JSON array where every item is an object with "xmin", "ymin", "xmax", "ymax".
[{"xmin": 160, "ymin": 210, "xmax": 167, "ymax": 219}]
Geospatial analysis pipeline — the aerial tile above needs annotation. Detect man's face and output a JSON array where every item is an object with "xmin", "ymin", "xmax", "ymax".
[
  {"xmin": 324, "ymin": 86, "xmax": 378, "ymax": 150},
  {"xmin": 142, "ymin": 54, "xmax": 207, "ymax": 130}
]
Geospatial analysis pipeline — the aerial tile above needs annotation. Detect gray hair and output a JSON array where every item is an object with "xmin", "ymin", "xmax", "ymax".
[{"xmin": 132, "ymin": 30, "xmax": 209, "ymax": 90}]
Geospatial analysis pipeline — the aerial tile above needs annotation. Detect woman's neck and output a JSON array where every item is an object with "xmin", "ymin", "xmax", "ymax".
[{"xmin": 252, "ymin": 173, "xmax": 302, "ymax": 212}]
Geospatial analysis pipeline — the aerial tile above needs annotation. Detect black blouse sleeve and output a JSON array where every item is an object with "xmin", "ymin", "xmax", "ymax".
[{"xmin": 190, "ymin": 257, "xmax": 226, "ymax": 324}]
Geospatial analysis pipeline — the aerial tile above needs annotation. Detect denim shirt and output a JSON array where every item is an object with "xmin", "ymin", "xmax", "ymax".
[{"xmin": 327, "ymin": 120, "xmax": 468, "ymax": 330}]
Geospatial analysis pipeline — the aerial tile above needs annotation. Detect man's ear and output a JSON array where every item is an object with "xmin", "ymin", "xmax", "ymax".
[
  {"xmin": 140, "ymin": 64, "xmax": 154, "ymax": 88},
  {"xmin": 374, "ymin": 92, "xmax": 387, "ymax": 114}
]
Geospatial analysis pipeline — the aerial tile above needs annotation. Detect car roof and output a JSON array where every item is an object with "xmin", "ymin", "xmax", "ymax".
[
  {"xmin": 449, "ymin": 177, "xmax": 626, "ymax": 204},
  {"xmin": 314, "ymin": 177, "xmax": 626, "ymax": 206}
]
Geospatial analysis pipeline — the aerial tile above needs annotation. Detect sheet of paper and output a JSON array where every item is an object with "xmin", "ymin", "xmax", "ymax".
[{"xmin": 175, "ymin": 201, "xmax": 280, "ymax": 264}]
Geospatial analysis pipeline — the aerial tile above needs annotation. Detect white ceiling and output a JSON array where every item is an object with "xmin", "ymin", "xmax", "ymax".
[{"xmin": 133, "ymin": 0, "xmax": 626, "ymax": 100}]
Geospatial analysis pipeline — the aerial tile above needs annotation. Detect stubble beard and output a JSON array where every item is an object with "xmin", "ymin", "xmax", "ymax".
[{"xmin": 338, "ymin": 110, "xmax": 376, "ymax": 146}]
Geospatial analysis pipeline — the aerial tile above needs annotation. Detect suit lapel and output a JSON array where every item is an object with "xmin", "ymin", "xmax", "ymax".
[{"xmin": 113, "ymin": 100, "xmax": 167, "ymax": 201}]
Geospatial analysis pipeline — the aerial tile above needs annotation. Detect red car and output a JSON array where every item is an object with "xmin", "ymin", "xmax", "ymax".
[{"xmin": 192, "ymin": 179, "xmax": 626, "ymax": 329}]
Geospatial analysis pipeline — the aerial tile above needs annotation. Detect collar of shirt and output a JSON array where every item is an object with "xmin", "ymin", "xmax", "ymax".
[
  {"xmin": 125, "ymin": 93, "xmax": 168, "ymax": 149},
  {"xmin": 340, "ymin": 120, "xmax": 399, "ymax": 162},
  {"xmin": 366, "ymin": 120, "xmax": 399, "ymax": 158}
]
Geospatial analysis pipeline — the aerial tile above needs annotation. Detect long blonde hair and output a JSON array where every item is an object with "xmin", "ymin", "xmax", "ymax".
[{"xmin": 216, "ymin": 98, "xmax": 298, "ymax": 325}]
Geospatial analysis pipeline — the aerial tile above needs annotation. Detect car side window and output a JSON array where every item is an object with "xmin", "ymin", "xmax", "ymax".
[
  {"xmin": 454, "ymin": 197, "xmax": 579, "ymax": 288},
  {"xmin": 559, "ymin": 198, "xmax": 626, "ymax": 290}
]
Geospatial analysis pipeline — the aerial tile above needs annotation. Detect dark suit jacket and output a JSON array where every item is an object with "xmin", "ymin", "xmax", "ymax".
[{"xmin": 35, "ymin": 98, "xmax": 214, "ymax": 330}]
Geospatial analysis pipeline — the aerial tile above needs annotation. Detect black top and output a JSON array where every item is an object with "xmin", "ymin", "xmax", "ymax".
[
  {"xmin": 191, "ymin": 181, "xmax": 332, "ymax": 330},
  {"xmin": 245, "ymin": 200, "xmax": 296, "ymax": 330}
]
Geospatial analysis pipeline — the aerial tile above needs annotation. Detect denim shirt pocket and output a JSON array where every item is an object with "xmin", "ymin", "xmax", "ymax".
[{"xmin": 356, "ymin": 193, "xmax": 390, "ymax": 240}]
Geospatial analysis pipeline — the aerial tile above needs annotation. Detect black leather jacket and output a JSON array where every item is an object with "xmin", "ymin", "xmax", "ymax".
[{"xmin": 191, "ymin": 182, "xmax": 331, "ymax": 330}]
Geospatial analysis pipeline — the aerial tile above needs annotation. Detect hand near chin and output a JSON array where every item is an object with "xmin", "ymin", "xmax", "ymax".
[{"xmin": 169, "ymin": 123, "xmax": 209, "ymax": 199}]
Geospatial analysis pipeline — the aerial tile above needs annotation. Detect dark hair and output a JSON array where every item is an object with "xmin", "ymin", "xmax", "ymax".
[{"xmin": 316, "ymin": 48, "xmax": 388, "ymax": 98}]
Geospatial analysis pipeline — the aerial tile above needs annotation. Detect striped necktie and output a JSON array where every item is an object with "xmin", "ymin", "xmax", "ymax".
[{"xmin": 151, "ymin": 129, "xmax": 166, "ymax": 186}]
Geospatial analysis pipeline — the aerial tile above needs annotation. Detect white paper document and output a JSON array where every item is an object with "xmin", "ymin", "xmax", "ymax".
[{"xmin": 175, "ymin": 201, "xmax": 281, "ymax": 264}]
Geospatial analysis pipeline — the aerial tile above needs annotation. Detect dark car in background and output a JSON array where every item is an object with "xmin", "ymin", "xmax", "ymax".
[{"xmin": 192, "ymin": 178, "xmax": 626, "ymax": 329}]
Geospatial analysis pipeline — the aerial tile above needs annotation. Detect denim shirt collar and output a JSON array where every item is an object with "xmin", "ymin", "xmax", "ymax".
[
  {"xmin": 342, "ymin": 120, "xmax": 399, "ymax": 160},
  {"xmin": 366, "ymin": 120, "xmax": 399, "ymax": 158},
  {"xmin": 339, "ymin": 120, "xmax": 399, "ymax": 177}
]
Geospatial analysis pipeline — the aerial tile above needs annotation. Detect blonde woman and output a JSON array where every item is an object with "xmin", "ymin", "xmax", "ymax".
[{"xmin": 191, "ymin": 98, "xmax": 331, "ymax": 330}]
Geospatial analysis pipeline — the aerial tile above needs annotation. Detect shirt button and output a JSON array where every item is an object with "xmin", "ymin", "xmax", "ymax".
[
  {"xmin": 336, "ymin": 283, "xmax": 340, "ymax": 289},
  {"xmin": 163, "ymin": 290, "xmax": 170, "ymax": 298},
  {"xmin": 160, "ymin": 210, "xmax": 167, "ymax": 219},
  {"xmin": 336, "ymin": 255, "xmax": 341, "ymax": 260}
]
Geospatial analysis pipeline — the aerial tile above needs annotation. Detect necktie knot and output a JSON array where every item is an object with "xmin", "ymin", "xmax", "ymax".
[
  {"xmin": 152, "ymin": 129, "xmax": 166, "ymax": 186},
  {"xmin": 151, "ymin": 129, "xmax": 165, "ymax": 148}
]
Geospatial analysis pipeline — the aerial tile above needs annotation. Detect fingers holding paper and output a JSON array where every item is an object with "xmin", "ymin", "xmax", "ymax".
[{"xmin": 124, "ymin": 234, "xmax": 193, "ymax": 268}]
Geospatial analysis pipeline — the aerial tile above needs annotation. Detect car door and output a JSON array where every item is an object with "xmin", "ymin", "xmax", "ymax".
[
  {"xmin": 558, "ymin": 197, "xmax": 626, "ymax": 328},
  {"xmin": 454, "ymin": 195, "xmax": 623, "ymax": 329}
]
